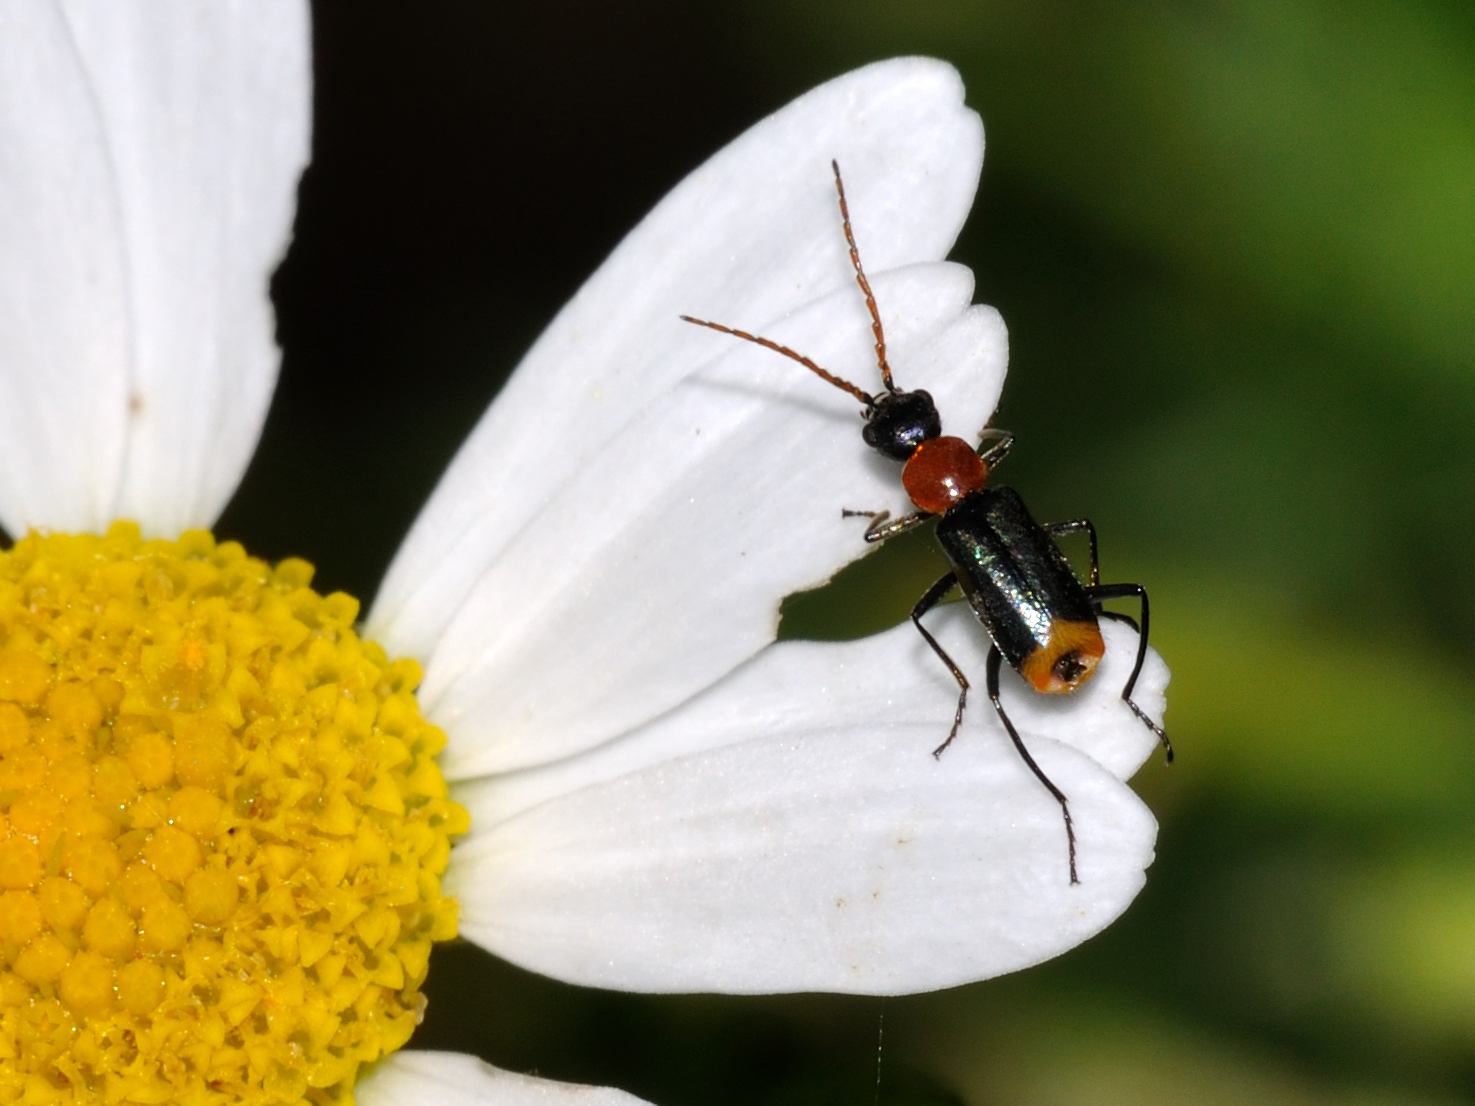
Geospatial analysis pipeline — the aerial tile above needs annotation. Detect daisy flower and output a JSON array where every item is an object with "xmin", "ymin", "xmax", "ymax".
[{"xmin": 0, "ymin": 3, "xmax": 1167, "ymax": 1104}]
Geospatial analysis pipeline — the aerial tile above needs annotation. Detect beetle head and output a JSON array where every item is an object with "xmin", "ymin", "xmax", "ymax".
[{"xmin": 862, "ymin": 389, "xmax": 941, "ymax": 462}]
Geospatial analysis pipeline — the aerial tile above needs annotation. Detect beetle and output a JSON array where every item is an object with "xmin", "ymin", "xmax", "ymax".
[{"xmin": 682, "ymin": 161, "xmax": 1170, "ymax": 883}]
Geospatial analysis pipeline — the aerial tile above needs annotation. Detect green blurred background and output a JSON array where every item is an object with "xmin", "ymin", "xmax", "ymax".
[{"xmin": 233, "ymin": 1, "xmax": 1475, "ymax": 1102}]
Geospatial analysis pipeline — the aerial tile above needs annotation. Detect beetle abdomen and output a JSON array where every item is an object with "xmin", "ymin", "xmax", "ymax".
[{"xmin": 935, "ymin": 487, "xmax": 1103, "ymax": 692}]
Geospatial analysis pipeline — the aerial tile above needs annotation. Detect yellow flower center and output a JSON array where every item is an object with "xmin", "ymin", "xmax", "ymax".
[{"xmin": 0, "ymin": 524, "xmax": 466, "ymax": 1104}]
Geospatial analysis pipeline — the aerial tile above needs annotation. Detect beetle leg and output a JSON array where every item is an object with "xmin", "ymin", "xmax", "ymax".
[
  {"xmin": 1043, "ymin": 517, "xmax": 1100, "ymax": 586},
  {"xmin": 1096, "ymin": 607, "xmax": 1139, "ymax": 634},
  {"xmin": 987, "ymin": 645, "xmax": 1078, "ymax": 885},
  {"xmin": 975, "ymin": 427, "xmax": 1015, "ymax": 469},
  {"xmin": 1086, "ymin": 582, "xmax": 1173, "ymax": 763},
  {"xmin": 907, "ymin": 571, "xmax": 970, "ymax": 757},
  {"xmin": 841, "ymin": 507, "xmax": 933, "ymax": 543}
]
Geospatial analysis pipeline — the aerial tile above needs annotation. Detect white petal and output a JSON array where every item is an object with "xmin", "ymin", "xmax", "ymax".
[
  {"xmin": 0, "ymin": 0, "xmax": 309, "ymax": 535},
  {"xmin": 459, "ymin": 613, "xmax": 1167, "ymax": 827},
  {"xmin": 370, "ymin": 57, "xmax": 982, "ymax": 667},
  {"xmin": 359, "ymin": 1051, "xmax": 652, "ymax": 1106},
  {"xmin": 0, "ymin": 5, "xmax": 126, "ymax": 530},
  {"xmin": 424, "ymin": 263, "xmax": 1004, "ymax": 778},
  {"xmin": 450, "ymin": 617, "xmax": 1165, "ymax": 995},
  {"xmin": 453, "ymin": 719, "xmax": 1154, "ymax": 995}
]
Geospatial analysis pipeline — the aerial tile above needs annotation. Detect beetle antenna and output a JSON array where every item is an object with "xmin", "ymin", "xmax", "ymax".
[
  {"xmin": 831, "ymin": 159, "xmax": 896, "ymax": 394},
  {"xmin": 679, "ymin": 315, "xmax": 876, "ymax": 407}
]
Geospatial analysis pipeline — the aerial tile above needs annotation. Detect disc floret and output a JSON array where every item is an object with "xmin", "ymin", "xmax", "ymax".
[{"xmin": 0, "ymin": 523, "xmax": 466, "ymax": 1105}]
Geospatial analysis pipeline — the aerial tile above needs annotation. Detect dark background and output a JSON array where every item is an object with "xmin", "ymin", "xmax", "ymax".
[{"xmin": 225, "ymin": 2, "xmax": 1475, "ymax": 1104}]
